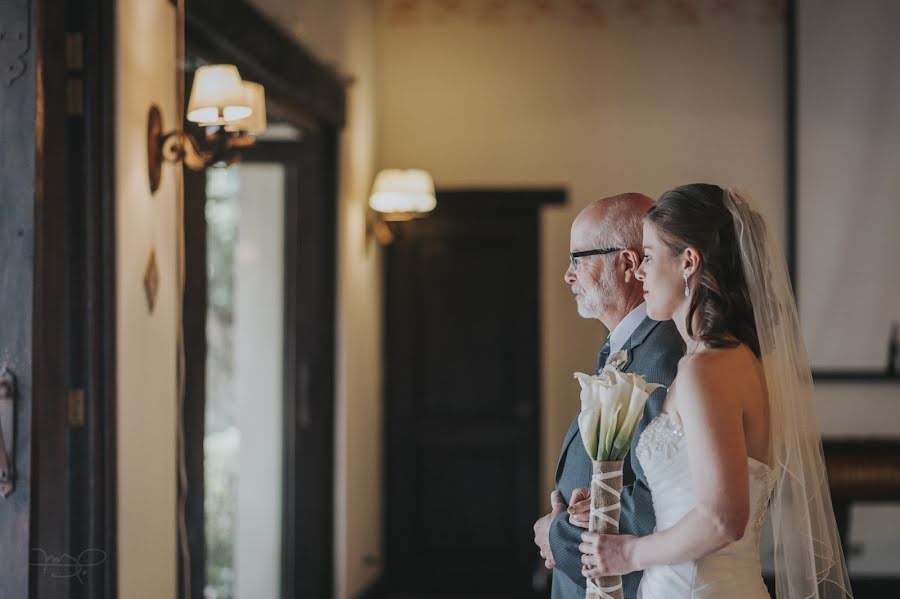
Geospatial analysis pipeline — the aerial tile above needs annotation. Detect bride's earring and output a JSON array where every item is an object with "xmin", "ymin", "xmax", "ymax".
[{"xmin": 683, "ymin": 273, "xmax": 690, "ymax": 297}]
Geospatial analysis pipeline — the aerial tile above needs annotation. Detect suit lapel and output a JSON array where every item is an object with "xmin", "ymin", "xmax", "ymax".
[
  {"xmin": 555, "ymin": 318, "xmax": 664, "ymax": 484},
  {"xmin": 554, "ymin": 414, "xmax": 581, "ymax": 483},
  {"xmin": 620, "ymin": 316, "xmax": 662, "ymax": 363}
]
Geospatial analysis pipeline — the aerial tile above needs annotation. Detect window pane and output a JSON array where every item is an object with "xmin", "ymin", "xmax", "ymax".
[{"xmin": 204, "ymin": 164, "xmax": 285, "ymax": 599}]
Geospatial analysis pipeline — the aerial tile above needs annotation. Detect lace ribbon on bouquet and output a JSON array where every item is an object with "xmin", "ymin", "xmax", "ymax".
[
  {"xmin": 586, "ymin": 461, "xmax": 625, "ymax": 599},
  {"xmin": 590, "ymin": 468, "xmax": 622, "ymax": 528}
]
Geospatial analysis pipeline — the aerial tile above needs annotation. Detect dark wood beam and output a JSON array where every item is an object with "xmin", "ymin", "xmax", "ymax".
[{"xmin": 185, "ymin": 0, "xmax": 346, "ymax": 129}]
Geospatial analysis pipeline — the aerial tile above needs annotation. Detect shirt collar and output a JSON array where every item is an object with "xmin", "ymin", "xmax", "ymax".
[{"xmin": 609, "ymin": 303, "xmax": 647, "ymax": 355}]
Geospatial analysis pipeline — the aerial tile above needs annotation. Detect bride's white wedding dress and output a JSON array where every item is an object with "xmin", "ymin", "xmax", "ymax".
[{"xmin": 634, "ymin": 412, "xmax": 776, "ymax": 598}]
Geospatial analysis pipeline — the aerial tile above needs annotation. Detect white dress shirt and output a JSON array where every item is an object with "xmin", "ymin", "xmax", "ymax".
[{"xmin": 608, "ymin": 302, "xmax": 648, "ymax": 355}]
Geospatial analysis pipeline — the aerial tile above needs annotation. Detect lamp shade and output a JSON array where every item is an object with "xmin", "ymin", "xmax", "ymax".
[
  {"xmin": 186, "ymin": 64, "xmax": 252, "ymax": 125},
  {"xmin": 368, "ymin": 169, "xmax": 437, "ymax": 215},
  {"xmin": 225, "ymin": 81, "xmax": 267, "ymax": 134}
]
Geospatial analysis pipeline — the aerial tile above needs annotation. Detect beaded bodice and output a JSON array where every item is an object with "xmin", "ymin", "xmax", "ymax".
[{"xmin": 635, "ymin": 412, "xmax": 777, "ymax": 580}]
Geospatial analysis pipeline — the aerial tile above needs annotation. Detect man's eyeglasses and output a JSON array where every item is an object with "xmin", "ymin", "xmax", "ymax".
[{"xmin": 569, "ymin": 247, "xmax": 624, "ymax": 270}]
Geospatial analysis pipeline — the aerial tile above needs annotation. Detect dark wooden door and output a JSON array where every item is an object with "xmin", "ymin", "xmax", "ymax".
[
  {"xmin": 3, "ymin": 0, "xmax": 119, "ymax": 596},
  {"xmin": 0, "ymin": 0, "xmax": 37, "ymax": 595},
  {"xmin": 385, "ymin": 189, "xmax": 564, "ymax": 597}
]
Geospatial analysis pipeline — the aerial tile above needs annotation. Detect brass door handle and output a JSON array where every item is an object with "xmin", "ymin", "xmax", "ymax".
[{"xmin": 0, "ymin": 368, "xmax": 17, "ymax": 498}]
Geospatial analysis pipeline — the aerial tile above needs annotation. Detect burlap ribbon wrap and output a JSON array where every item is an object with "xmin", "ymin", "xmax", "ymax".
[{"xmin": 585, "ymin": 459, "xmax": 624, "ymax": 599}]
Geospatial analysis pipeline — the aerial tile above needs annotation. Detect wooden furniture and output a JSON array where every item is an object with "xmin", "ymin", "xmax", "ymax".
[
  {"xmin": 823, "ymin": 441, "xmax": 900, "ymax": 598},
  {"xmin": 823, "ymin": 441, "xmax": 900, "ymax": 548}
]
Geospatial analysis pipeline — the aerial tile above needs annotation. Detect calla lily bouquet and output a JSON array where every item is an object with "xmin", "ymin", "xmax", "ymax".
[
  {"xmin": 574, "ymin": 369, "xmax": 663, "ymax": 599},
  {"xmin": 574, "ymin": 370, "xmax": 663, "ymax": 461}
]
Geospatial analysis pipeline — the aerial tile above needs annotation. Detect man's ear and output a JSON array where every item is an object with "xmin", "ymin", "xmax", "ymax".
[
  {"xmin": 621, "ymin": 248, "xmax": 642, "ymax": 283},
  {"xmin": 682, "ymin": 247, "xmax": 701, "ymax": 277}
]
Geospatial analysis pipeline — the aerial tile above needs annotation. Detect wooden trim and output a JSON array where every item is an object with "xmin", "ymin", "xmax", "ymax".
[
  {"xmin": 181, "ymin": 168, "xmax": 208, "ymax": 599},
  {"xmin": 29, "ymin": 0, "xmax": 118, "ymax": 597},
  {"xmin": 784, "ymin": 0, "xmax": 797, "ymax": 288},
  {"xmin": 436, "ymin": 187, "xmax": 568, "ymax": 207},
  {"xmin": 34, "ymin": 0, "xmax": 70, "ymax": 588},
  {"xmin": 184, "ymin": 0, "xmax": 346, "ymax": 128},
  {"xmin": 279, "ymin": 146, "xmax": 301, "ymax": 599},
  {"xmin": 82, "ymin": 0, "xmax": 119, "ymax": 593},
  {"xmin": 812, "ymin": 372, "xmax": 899, "ymax": 383}
]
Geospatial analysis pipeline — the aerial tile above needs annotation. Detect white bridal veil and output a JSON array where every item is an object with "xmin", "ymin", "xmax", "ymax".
[{"xmin": 723, "ymin": 189, "xmax": 853, "ymax": 599}]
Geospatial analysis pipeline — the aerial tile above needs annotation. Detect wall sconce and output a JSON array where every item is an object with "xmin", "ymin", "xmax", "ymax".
[
  {"xmin": 367, "ymin": 169, "xmax": 437, "ymax": 246},
  {"xmin": 147, "ymin": 64, "xmax": 267, "ymax": 194}
]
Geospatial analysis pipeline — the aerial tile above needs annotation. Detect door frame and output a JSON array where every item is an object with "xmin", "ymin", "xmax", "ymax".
[
  {"xmin": 182, "ymin": 136, "xmax": 338, "ymax": 598},
  {"xmin": 244, "ymin": 139, "xmax": 338, "ymax": 599},
  {"xmin": 180, "ymin": 2, "xmax": 342, "ymax": 593},
  {"xmin": 79, "ymin": 0, "xmax": 119, "ymax": 595},
  {"xmin": 3, "ymin": 0, "xmax": 119, "ymax": 596},
  {"xmin": 380, "ymin": 188, "xmax": 566, "ymax": 597}
]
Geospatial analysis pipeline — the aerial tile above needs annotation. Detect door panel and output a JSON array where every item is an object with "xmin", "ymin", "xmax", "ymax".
[
  {"xmin": 385, "ymin": 190, "xmax": 562, "ymax": 597},
  {"xmin": 0, "ymin": 0, "xmax": 36, "ymax": 595}
]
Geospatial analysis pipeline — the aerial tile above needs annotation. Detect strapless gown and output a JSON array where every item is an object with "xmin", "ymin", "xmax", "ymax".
[{"xmin": 635, "ymin": 412, "xmax": 776, "ymax": 598}]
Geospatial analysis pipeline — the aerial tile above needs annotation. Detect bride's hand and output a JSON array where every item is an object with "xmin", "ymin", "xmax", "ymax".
[
  {"xmin": 579, "ymin": 531, "xmax": 639, "ymax": 577},
  {"xmin": 566, "ymin": 487, "xmax": 591, "ymax": 529}
]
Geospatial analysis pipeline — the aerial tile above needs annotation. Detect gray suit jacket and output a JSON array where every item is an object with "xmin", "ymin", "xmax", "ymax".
[{"xmin": 549, "ymin": 318, "xmax": 683, "ymax": 599}]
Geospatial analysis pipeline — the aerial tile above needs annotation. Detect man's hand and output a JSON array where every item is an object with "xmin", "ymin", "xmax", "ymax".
[
  {"xmin": 567, "ymin": 487, "xmax": 591, "ymax": 529},
  {"xmin": 533, "ymin": 490, "xmax": 567, "ymax": 569}
]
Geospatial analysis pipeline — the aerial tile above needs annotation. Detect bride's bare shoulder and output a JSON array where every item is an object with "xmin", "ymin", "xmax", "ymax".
[{"xmin": 676, "ymin": 345, "xmax": 762, "ymax": 398}]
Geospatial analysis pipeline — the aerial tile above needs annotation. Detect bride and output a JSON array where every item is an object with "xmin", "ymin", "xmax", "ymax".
[{"xmin": 573, "ymin": 184, "xmax": 853, "ymax": 598}]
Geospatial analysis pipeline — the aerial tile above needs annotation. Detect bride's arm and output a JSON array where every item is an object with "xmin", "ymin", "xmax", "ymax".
[
  {"xmin": 580, "ymin": 357, "xmax": 752, "ymax": 576},
  {"xmin": 631, "ymin": 357, "xmax": 751, "ymax": 568}
]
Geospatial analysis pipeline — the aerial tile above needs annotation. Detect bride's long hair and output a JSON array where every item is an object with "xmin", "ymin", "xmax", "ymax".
[
  {"xmin": 646, "ymin": 183, "xmax": 760, "ymax": 356},
  {"xmin": 648, "ymin": 183, "xmax": 853, "ymax": 598}
]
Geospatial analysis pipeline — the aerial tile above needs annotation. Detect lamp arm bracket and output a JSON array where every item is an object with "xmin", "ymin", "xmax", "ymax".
[{"xmin": 160, "ymin": 130, "xmax": 210, "ymax": 171}]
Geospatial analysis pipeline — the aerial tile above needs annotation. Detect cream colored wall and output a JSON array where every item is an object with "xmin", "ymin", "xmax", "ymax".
[
  {"xmin": 375, "ymin": 3, "xmax": 785, "ymax": 500},
  {"xmin": 115, "ymin": 0, "xmax": 385, "ymax": 592},
  {"xmin": 115, "ymin": 0, "xmax": 179, "ymax": 598},
  {"xmin": 333, "ymin": 2, "xmax": 384, "ymax": 597}
]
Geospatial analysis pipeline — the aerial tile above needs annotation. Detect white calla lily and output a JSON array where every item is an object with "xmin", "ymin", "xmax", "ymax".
[
  {"xmin": 575, "ymin": 371, "xmax": 603, "ymax": 460},
  {"xmin": 610, "ymin": 375, "xmax": 664, "ymax": 460},
  {"xmin": 574, "ymin": 370, "xmax": 665, "ymax": 461}
]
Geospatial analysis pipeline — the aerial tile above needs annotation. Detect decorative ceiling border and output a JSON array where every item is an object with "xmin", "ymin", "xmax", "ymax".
[{"xmin": 385, "ymin": 0, "xmax": 784, "ymax": 27}]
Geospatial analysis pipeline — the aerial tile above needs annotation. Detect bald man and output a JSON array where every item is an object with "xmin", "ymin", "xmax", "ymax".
[{"xmin": 533, "ymin": 193, "xmax": 684, "ymax": 599}]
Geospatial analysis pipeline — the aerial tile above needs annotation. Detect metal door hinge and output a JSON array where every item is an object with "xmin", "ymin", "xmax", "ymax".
[
  {"xmin": 65, "ymin": 33, "xmax": 83, "ymax": 70},
  {"xmin": 67, "ymin": 389, "xmax": 85, "ymax": 428},
  {"xmin": 67, "ymin": 78, "xmax": 83, "ymax": 115},
  {"xmin": 65, "ymin": 33, "xmax": 83, "ymax": 115}
]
